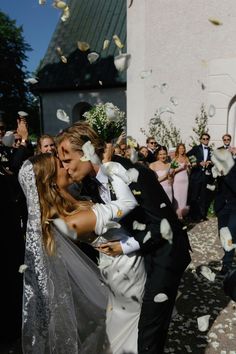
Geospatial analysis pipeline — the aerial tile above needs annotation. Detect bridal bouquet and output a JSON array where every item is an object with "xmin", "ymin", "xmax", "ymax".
[
  {"xmin": 188, "ymin": 155, "xmax": 197, "ymax": 165},
  {"xmin": 83, "ymin": 102, "xmax": 126, "ymax": 142},
  {"xmin": 170, "ymin": 160, "xmax": 179, "ymax": 169}
]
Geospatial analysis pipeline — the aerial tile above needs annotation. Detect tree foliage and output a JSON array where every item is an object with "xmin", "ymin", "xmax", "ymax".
[
  {"xmin": 0, "ymin": 11, "xmax": 32, "ymax": 129},
  {"xmin": 141, "ymin": 113, "xmax": 182, "ymax": 149},
  {"xmin": 189, "ymin": 104, "xmax": 209, "ymax": 147}
]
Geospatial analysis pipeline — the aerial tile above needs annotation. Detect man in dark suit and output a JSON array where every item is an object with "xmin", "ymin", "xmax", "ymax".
[
  {"xmin": 57, "ymin": 122, "xmax": 191, "ymax": 354},
  {"xmin": 211, "ymin": 148, "xmax": 236, "ymax": 275},
  {"xmin": 187, "ymin": 133, "xmax": 214, "ymax": 222},
  {"xmin": 146, "ymin": 136, "xmax": 159, "ymax": 163},
  {"xmin": 218, "ymin": 133, "xmax": 236, "ymax": 158}
]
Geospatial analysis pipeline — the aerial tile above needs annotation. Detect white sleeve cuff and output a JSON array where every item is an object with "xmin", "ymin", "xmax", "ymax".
[{"xmin": 120, "ymin": 237, "xmax": 140, "ymax": 254}]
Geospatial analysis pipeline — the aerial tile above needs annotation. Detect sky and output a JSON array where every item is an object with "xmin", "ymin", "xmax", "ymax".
[{"xmin": 0, "ymin": 0, "xmax": 60, "ymax": 74}]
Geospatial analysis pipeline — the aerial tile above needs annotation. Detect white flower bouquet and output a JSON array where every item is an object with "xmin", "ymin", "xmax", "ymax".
[{"xmin": 83, "ymin": 102, "xmax": 126, "ymax": 142}]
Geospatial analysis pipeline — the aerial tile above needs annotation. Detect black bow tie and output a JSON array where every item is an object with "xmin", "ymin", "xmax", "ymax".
[
  {"xmin": 204, "ymin": 147, "xmax": 208, "ymax": 150},
  {"xmin": 225, "ymin": 146, "xmax": 229, "ymax": 149}
]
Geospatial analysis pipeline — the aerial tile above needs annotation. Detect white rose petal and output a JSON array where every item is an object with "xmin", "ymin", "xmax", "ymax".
[
  {"xmin": 133, "ymin": 220, "xmax": 146, "ymax": 231},
  {"xmin": 197, "ymin": 314, "xmax": 210, "ymax": 332},
  {"xmin": 143, "ymin": 231, "xmax": 151, "ymax": 243},
  {"xmin": 160, "ymin": 203, "xmax": 166, "ymax": 208},
  {"xmin": 200, "ymin": 266, "xmax": 216, "ymax": 282},
  {"xmin": 154, "ymin": 293, "xmax": 168, "ymax": 303},
  {"xmin": 19, "ymin": 264, "xmax": 28, "ymax": 273}
]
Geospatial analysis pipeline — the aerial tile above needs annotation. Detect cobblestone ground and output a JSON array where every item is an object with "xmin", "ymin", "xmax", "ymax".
[{"xmin": 165, "ymin": 216, "xmax": 236, "ymax": 354}]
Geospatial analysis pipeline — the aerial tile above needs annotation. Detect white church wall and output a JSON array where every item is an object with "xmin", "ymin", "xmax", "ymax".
[{"xmin": 127, "ymin": 0, "xmax": 236, "ymax": 148}]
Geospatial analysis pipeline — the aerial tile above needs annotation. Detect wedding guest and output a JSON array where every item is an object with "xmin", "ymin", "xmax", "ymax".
[
  {"xmin": 186, "ymin": 133, "xmax": 213, "ymax": 222},
  {"xmin": 211, "ymin": 149, "xmax": 236, "ymax": 276},
  {"xmin": 172, "ymin": 144, "xmax": 190, "ymax": 219},
  {"xmin": 36, "ymin": 134, "xmax": 56, "ymax": 154},
  {"xmin": 168, "ymin": 147, "xmax": 176, "ymax": 162},
  {"xmin": 149, "ymin": 146, "xmax": 173, "ymax": 202},
  {"xmin": 138, "ymin": 146, "xmax": 149, "ymax": 166},
  {"xmin": 146, "ymin": 136, "xmax": 159, "ymax": 163},
  {"xmin": 218, "ymin": 133, "xmax": 236, "ymax": 158}
]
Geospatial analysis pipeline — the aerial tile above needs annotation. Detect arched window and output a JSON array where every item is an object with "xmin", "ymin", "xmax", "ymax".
[{"xmin": 72, "ymin": 102, "xmax": 92, "ymax": 123}]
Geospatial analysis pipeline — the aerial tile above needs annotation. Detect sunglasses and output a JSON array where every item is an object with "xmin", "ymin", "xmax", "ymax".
[
  {"xmin": 15, "ymin": 138, "xmax": 22, "ymax": 143},
  {"xmin": 202, "ymin": 137, "xmax": 209, "ymax": 141},
  {"xmin": 223, "ymin": 138, "xmax": 230, "ymax": 141},
  {"xmin": 149, "ymin": 142, "xmax": 157, "ymax": 145}
]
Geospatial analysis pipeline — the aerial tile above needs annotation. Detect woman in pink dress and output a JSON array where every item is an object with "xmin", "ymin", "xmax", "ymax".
[
  {"xmin": 149, "ymin": 146, "xmax": 173, "ymax": 202},
  {"xmin": 172, "ymin": 144, "xmax": 190, "ymax": 219}
]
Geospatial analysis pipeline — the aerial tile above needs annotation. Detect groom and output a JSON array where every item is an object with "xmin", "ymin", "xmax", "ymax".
[{"xmin": 57, "ymin": 122, "xmax": 192, "ymax": 354}]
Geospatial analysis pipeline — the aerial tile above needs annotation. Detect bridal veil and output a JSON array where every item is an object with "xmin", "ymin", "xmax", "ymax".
[{"xmin": 18, "ymin": 160, "xmax": 111, "ymax": 354}]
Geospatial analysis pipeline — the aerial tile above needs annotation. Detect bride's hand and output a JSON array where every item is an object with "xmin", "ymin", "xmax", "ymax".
[{"xmin": 96, "ymin": 241, "xmax": 123, "ymax": 256}]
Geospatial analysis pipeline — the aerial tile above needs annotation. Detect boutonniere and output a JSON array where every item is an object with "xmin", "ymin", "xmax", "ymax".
[{"xmin": 132, "ymin": 189, "xmax": 141, "ymax": 195}]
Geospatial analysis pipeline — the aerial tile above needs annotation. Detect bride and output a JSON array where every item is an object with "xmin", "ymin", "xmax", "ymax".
[{"xmin": 18, "ymin": 152, "xmax": 146, "ymax": 354}]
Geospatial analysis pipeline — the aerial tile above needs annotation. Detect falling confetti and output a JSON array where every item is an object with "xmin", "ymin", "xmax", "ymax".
[
  {"xmin": 197, "ymin": 315, "xmax": 210, "ymax": 332},
  {"xmin": 208, "ymin": 17, "xmax": 223, "ymax": 26},
  {"xmin": 25, "ymin": 78, "xmax": 38, "ymax": 84},
  {"xmin": 160, "ymin": 82, "xmax": 168, "ymax": 93},
  {"xmin": 87, "ymin": 52, "xmax": 99, "ymax": 64},
  {"xmin": 169, "ymin": 96, "xmax": 178, "ymax": 106},
  {"xmin": 60, "ymin": 55, "xmax": 67, "ymax": 63},
  {"xmin": 56, "ymin": 109, "xmax": 70, "ymax": 123},
  {"xmin": 113, "ymin": 34, "xmax": 124, "ymax": 49},
  {"xmin": 208, "ymin": 104, "xmax": 216, "ymax": 117},
  {"xmin": 159, "ymin": 106, "xmax": 174, "ymax": 115},
  {"xmin": 103, "ymin": 39, "xmax": 110, "ymax": 50},
  {"xmin": 98, "ymin": 80, "xmax": 103, "ymax": 86},
  {"xmin": 77, "ymin": 41, "xmax": 90, "ymax": 52},
  {"xmin": 56, "ymin": 46, "xmax": 63, "ymax": 55},
  {"xmin": 140, "ymin": 70, "xmax": 152, "ymax": 79},
  {"xmin": 114, "ymin": 53, "xmax": 131, "ymax": 72},
  {"xmin": 53, "ymin": 0, "xmax": 67, "ymax": 9},
  {"xmin": 200, "ymin": 265, "xmax": 216, "ymax": 282},
  {"xmin": 61, "ymin": 6, "xmax": 70, "ymax": 21}
]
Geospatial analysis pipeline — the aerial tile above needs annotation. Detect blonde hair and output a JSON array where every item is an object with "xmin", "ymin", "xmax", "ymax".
[
  {"xmin": 30, "ymin": 153, "xmax": 91, "ymax": 255},
  {"xmin": 175, "ymin": 143, "xmax": 186, "ymax": 158},
  {"xmin": 36, "ymin": 134, "xmax": 56, "ymax": 154},
  {"xmin": 56, "ymin": 122, "xmax": 105, "ymax": 159}
]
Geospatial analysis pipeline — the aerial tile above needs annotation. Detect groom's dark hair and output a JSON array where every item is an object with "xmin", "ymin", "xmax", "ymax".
[{"xmin": 56, "ymin": 122, "xmax": 105, "ymax": 159}]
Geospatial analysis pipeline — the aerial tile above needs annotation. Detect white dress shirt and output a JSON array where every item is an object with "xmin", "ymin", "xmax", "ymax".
[
  {"xmin": 202, "ymin": 144, "xmax": 208, "ymax": 161},
  {"xmin": 96, "ymin": 167, "xmax": 140, "ymax": 254}
]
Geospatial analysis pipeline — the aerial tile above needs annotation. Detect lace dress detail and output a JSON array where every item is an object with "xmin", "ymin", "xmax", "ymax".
[{"xmin": 19, "ymin": 160, "xmax": 111, "ymax": 354}]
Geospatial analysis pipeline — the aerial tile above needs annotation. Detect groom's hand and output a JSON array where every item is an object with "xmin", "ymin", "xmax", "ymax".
[{"xmin": 97, "ymin": 241, "xmax": 123, "ymax": 256}]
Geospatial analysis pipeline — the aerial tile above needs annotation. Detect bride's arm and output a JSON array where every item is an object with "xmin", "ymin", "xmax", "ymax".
[{"xmin": 60, "ymin": 173, "xmax": 137, "ymax": 239}]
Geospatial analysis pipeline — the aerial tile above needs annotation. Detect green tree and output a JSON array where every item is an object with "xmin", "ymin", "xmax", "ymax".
[
  {"xmin": 0, "ymin": 11, "xmax": 33, "ymax": 129},
  {"xmin": 189, "ymin": 104, "xmax": 209, "ymax": 146},
  {"xmin": 141, "ymin": 113, "xmax": 182, "ymax": 149}
]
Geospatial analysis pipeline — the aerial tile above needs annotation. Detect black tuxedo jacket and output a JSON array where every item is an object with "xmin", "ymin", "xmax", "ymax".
[
  {"xmin": 112, "ymin": 155, "xmax": 191, "ymax": 274},
  {"xmin": 214, "ymin": 162, "xmax": 236, "ymax": 214},
  {"xmin": 187, "ymin": 144, "xmax": 212, "ymax": 181}
]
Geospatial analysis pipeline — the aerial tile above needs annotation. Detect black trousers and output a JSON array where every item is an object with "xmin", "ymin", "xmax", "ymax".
[
  {"xmin": 138, "ymin": 247, "xmax": 183, "ymax": 354},
  {"xmin": 188, "ymin": 176, "xmax": 214, "ymax": 220}
]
